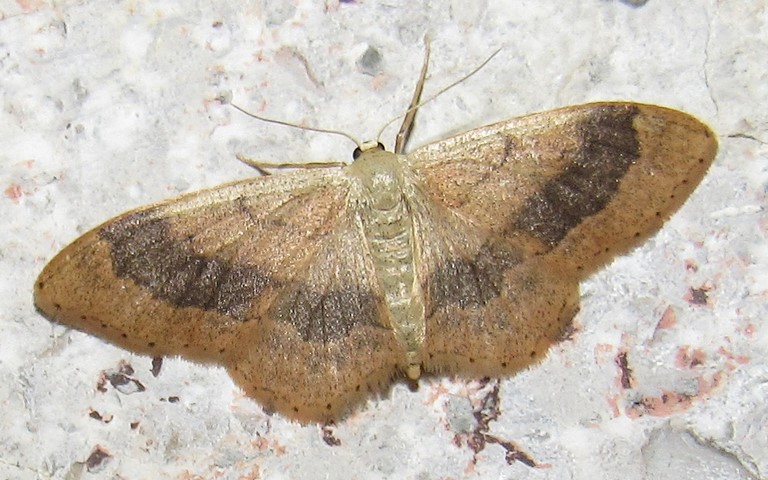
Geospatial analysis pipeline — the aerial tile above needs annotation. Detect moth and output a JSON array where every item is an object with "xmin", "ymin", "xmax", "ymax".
[{"xmin": 35, "ymin": 53, "xmax": 717, "ymax": 423}]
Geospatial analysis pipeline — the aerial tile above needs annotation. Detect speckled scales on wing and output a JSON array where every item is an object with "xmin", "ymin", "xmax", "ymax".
[
  {"xmin": 407, "ymin": 102, "xmax": 717, "ymax": 376},
  {"xmin": 408, "ymin": 194, "xmax": 580, "ymax": 377},
  {"xmin": 408, "ymin": 102, "xmax": 717, "ymax": 275},
  {"xmin": 35, "ymin": 171, "xmax": 346, "ymax": 360},
  {"xmin": 228, "ymin": 210, "xmax": 404, "ymax": 423},
  {"xmin": 35, "ymin": 167, "xmax": 403, "ymax": 423}
]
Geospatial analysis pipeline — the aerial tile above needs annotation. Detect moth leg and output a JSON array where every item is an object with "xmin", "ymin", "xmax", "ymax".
[{"xmin": 235, "ymin": 154, "xmax": 345, "ymax": 175}]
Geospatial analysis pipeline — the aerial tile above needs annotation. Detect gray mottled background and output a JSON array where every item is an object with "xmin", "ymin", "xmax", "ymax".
[{"xmin": 2, "ymin": 1, "xmax": 766, "ymax": 479}]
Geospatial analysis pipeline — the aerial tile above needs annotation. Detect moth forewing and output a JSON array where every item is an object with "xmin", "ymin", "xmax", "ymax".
[{"xmin": 408, "ymin": 102, "xmax": 717, "ymax": 271}]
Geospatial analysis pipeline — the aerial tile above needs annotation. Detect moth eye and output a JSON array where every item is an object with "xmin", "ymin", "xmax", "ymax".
[{"xmin": 352, "ymin": 146, "xmax": 363, "ymax": 160}]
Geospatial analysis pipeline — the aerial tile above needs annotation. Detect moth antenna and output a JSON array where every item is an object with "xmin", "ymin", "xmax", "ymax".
[
  {"xmin": 376, "ymin": 47, "xmax": 501, "ymax": 151},
  {"xmin": 229, "ymin": 102, "xmax": 363, "ymax": 148},
  {"xmin": 394, "ymin": 35, "xmax": 431, "ymax": 154}
]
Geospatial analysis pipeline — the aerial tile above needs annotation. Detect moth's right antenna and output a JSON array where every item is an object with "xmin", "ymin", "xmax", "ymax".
[
  {"xmin": 379, "ymin": 43, "xmax": 501, "ymax": 154},
  {"xmin": 394, "ymin": 36, "xmax": 431, "ymax": 154}
]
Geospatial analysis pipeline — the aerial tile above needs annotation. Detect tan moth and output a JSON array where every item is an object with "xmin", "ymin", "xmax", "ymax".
[{"xmin": 35, "ymin": 48, "xmax": 717, "ymax": 423}]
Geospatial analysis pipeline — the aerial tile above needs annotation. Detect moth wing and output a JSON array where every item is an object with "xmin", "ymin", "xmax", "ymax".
[
  {"xmin": 408, "ymin": 102, "xmax": 717, "ymax": 274},
  {"xmin": 406, "ymin": 103, "xmax": 717, "ymax": 376},
  {"xmin": 35, "ymin": 169, "xmax": 402, "ymax": 423},
  {"xmin": 408, "ymin": 191, "xmax": 581, "ymax": 377}
]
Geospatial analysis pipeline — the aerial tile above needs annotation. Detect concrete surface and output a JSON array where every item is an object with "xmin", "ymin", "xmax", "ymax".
[{"xmin": 1, "ymin": 0, "xmax": 766, "ymax": 479}]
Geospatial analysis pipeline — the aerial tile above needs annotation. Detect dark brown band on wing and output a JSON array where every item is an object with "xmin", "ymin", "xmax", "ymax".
[
  {"xmin": 511, "ymin": 104, "xmax": 641, "ymax": 248},
  {"xmin": 424, "ymin": 239, "xmax": 523, "ymax": 315},
  {"xmin": 271, "ymin": 286, "xmax": 383, "ymax": 343},
  {"xmin": 100, "ymin": 212, "xmax": 273, "ymax": 322},
  {"xmin": 100, "ymin": 212, "xmax": 382, "ymax": 342}
]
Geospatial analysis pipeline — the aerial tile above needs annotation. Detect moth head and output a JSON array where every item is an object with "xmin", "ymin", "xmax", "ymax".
[
  {"xmin": 352, "ymin": 141, "xmax": 386, "ymax": 160},
  {"xmin": 347, "ymin": 144, "xmax": 408, "ymax": 210}
]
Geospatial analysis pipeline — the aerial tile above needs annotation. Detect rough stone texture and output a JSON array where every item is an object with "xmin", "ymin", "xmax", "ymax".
[{"xmin": 2, "ymin": 1, "xmax": 765, "ymax": 478}]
